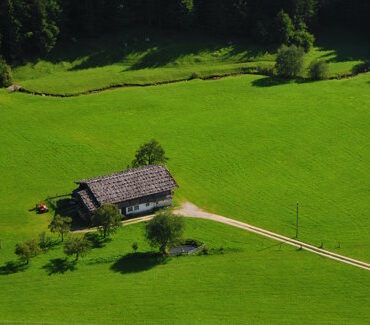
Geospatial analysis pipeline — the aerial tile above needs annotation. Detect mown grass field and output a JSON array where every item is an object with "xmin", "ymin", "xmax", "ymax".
[
  {"xmin": 1, "ymin": 219, "xmax": 369, "ymax": 324},
  {"xmin": 0, "ymin": 57, "xmax": 369, "ymax": 321},
  {"xmin": 11, "ymin": 29, "xmax": 369, "ymax": 95},
  {"xmin": 1, "ymin": 72, "xmax": 369, "ymax": 259}
]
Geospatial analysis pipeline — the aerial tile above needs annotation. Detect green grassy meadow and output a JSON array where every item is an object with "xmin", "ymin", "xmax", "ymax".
[
  {"xmin": 1, "ymin": 73, "xmax": 370, "ymax": 260},
  {"xmin": 11, "ymin": 29, "xmax": 369, "ymax": 95},
  {"xmin": 0, "ymin": 36, "xmax": 370, "ymax": 322},
  {"xmin": 0, "ymin": 219, "xmax": 369, "ymax": 324}
]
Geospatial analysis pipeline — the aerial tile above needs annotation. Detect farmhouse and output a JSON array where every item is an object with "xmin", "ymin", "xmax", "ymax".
[{"xmin": 74, "ymin": 165, "xmax": 178, "ymax": 220}]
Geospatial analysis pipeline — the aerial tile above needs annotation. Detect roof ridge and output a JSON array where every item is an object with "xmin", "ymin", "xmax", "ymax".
[{"xmin": 76, "ymin": 164, "xmax": 167, "ymax": 184}]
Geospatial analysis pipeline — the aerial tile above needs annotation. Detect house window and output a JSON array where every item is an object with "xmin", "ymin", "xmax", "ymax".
[
  {"xmin": 134, "ymin": 205, "xmax": 139, "ymax": 211},
  {"xmin": 118, "ymin": 208, "xmax": 122, "ymax": 214},
  {"xmin": 127, "ymin": 206, "xmax": 133, "ymax": 212},
  {"xmin": 146, "ymin": 202, "xmax": 150, "ymax": 207}
]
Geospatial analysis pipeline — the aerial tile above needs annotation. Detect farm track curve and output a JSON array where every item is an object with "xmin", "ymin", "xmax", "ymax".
[{"xmin": 74, "ymin": 202, "xmax": 370, "ymax": 271}]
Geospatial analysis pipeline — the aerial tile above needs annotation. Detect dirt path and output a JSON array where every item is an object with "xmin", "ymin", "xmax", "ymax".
[
  {"xmin": 174, "ymin": 202, "xmax": 370, "ymax": 271},
  {"xmin": 72, "ymin": 202, "xmax": 370, "ymax": 270},
  {"xmin": 73, "ymin": 215, "xmax": 154, "ymax": 234}
]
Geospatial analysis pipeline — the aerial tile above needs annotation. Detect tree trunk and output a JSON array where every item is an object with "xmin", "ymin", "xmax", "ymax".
[
  {"xmin": 61, "ymin": 232, "xmax": 64, "ymax": 242},
  {"xmin": 160, "ymin": 244, "xmax": 167, "ymax": 256},
  {"xmin": 75, "ymin": 252, "xmax": 79, "ymax": 261}
]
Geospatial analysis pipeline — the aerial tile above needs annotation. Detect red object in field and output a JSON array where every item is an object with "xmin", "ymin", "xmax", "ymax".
[{"xmin": 36, "ymin": 203, "xmax": 49, "ymax": 213}]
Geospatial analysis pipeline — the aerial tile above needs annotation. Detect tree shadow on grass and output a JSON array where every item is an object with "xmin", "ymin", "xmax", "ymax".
[
  {"xmin": 39, "ymin": 239, "xmax": 61, "ymax": 252},
  {"xmin": 352, "ymin": 61, "xmax": 370, "ymax": 75},
  {"xmin": 0, "ymin": 261, "xmax": 28, "ymax": 275},
  {"xmin": 84, "ymin": 232, "xmax": 111, "ymax": 248},
  {"xmin": 251, "ymin": 76, "xmax": 314, "ymax": 87},
  {"xmin": 110, "ymin": 252, "xmax": 167, "ymax": 275},
  {"xmin": 15, "ymin": 28, "xmax": 273, "ymax": 73},
  {"xmin": 252, "ymin": 77, "xmax": 291, "ymax": 87},
  {"xmin": 42, "ymin": 258, "xmax": 77, "ymax": 275}
]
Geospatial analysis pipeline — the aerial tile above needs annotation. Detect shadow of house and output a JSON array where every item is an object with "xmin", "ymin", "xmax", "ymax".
[
  {"xmin": 42, "ymin": 258, "xmax": 77, "ymax": 275},
  {"xmin": 46, "ymin": 195, "xmax": 89, "ymax": 230},
  {"xmin": 110, "ymin": 252, "xmax": 167, "ymax": 275},
  {"xmin": 0, "ymin": 261, "xmax": 28, "ymax": 275}
]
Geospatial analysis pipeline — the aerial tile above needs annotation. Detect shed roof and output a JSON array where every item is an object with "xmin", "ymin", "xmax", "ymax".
[{"xmin": 75, "ymin": 165, "xmax": 178, "ymax": 212}]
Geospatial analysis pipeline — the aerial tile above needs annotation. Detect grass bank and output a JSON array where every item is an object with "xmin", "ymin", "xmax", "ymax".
[{"xmin": 11, "ymin": 29, "xmax": 369, "ymax": 96}]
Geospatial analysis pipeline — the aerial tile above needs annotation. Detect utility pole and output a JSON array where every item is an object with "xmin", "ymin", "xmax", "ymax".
[{"xmin": 296, "ymin": 201, "xmax": 299, "ymax": 238}]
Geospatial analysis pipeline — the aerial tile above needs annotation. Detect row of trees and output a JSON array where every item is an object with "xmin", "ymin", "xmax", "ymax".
[
  {"xmin": 1, "ymin": 0, "xmax": 369, "ymax": 63},
  {"xmin": 14, "ymin": 207, "xmax": 184, "ymax": 265}
]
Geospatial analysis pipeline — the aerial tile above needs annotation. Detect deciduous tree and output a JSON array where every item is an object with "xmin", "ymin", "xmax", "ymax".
[
  {"xmin": 48, "ymin": 215, "xmax": 72, "ymax": 242},
  {"xmin": 64, "ymin": 237, "xmax": 91, "ymax": 261},
  {"xmin": 132, "ymin": 139, "xmax": 169, "ymax": 167},
  {"xmin": 15, "ymin": 239, "xmax": 41, "ymax": 264},
  {"xmin": 274, "ymin": 10, "xmax": 294, "ymax": 45},
  {"xmin": 93, "ymin": 204, "xmax": 121, "ymax": 239},
  {"xmin": 146, "ymin": 210, "xmax": 185, "ymax": 255}
]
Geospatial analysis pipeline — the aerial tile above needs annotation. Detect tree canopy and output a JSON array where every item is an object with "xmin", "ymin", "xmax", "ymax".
[
  {"xmin": 0, "ymin": 0, "xmax": 368, "ymax": 64},
  {"xmin": 132, "ymin": 139, "xmax": 169, "ymax": 168},
  {"xmin": 15, "ymin": 239, "xmax": 41, "ymax": 264},
  {"xmin": 145, "ymin": 210, "xmax": 185, "ymax": 255},
  {"xmin": 0, "ymin": 57, "xmax": 12, "ymax": 87},
  {"xmin": 48, "ymin": 215, "xmax": 72, "ymax": 242},
  {"xmin": 64, "ymin": 236, "xmax": 91, "ymax": 261},
  {"xmin": 93, "ymin": 204, "xmax": 121, "ymax": 239}
]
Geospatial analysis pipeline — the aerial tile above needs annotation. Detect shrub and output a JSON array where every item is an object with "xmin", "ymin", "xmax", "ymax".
[
  {"xmin": 38, "ymin": 231, "xmax": 53, "ymax": 249},
  {"xmin": 256, "ymin": 63, "xmax": 275, "ymax": 76},
  {"xmin": 275, "ymin": 45, "xmax": 304, "ymax": 78},
  {"xmin": 0, "ymin": 57, "xmax": 13, "ymax": 87},
  {"xmin": 201, "ymin": 245, "xmax": 209, "ymax": 255},
  {"xmin": 309, "ymin": 60, "xmax": 329, "ymax": 80},
  {"xmin": 132, "ymin": 242, "xmax": 138, "ymax": 252}
]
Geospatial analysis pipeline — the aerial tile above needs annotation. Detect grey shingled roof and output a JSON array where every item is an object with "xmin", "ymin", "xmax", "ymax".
[
  {"xmin": 76, "ymin": 189, "xmax": 99, "ymax": 211},
  {"xmin": 75, "ymin": 165, "xmax": 178, "ymax": 211}
]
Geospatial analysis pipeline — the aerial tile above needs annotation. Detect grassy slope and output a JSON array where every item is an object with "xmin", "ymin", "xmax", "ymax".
[
  {"xmin": 0, "ymin": 73, "xmax": 369, "ymax": 262},
  {"xmin": 1, "ymin": 68, "xmax": 370, "ymax": 323},
  {"xmin": 12, "ymin": 29, "xmax": 369, "ymax": 95},
  {"xmin": 0, "ymin": 219, "xmax": 369, "ymax": 324}
]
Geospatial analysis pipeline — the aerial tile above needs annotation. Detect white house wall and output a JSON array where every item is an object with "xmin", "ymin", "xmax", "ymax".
[{"xmin": 125, "ymin": 198, "xmax": 172, "ymax": 216}]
